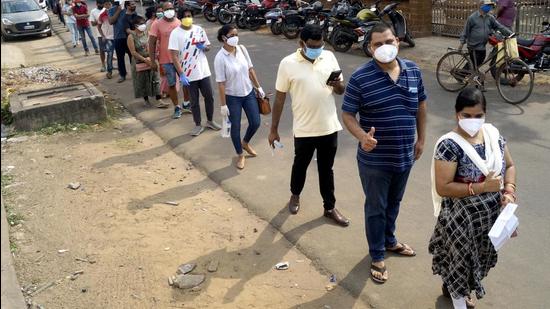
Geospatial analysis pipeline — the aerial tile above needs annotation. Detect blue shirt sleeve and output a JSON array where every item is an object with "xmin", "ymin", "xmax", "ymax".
[
  {"xmin": 108, "ymin": 7, "xmax": 114, "ymax": 17},
  {"xmin": 416, "ymin": 67, "xmax": 427, "ymax": 102},
  {"xmin": 342, "ymin": 73, "xmax": 362, "ymax": 114}
]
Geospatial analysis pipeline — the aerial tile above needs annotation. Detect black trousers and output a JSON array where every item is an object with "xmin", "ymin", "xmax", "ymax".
[
  {"xmin": 468, "ymin": 48, "xmax": 486, "ymax": 70},
  {"xmin": 114, "ymin": 38, "xmax": 132, "ymax": 78},
  {"xmin": 188, "ymin": 76, "xmax": 214, "ymax": 126},
  {"xmin": 290, "ymin": 132, "xmax": 338, "ymax": 210}
]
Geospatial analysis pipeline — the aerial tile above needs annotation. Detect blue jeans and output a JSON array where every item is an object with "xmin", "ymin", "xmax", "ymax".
[
  {"xmin": 226, "ymin": 90, "xmax": 261, "ymax": 155},
  {"xmin": 104, "ymin": 39, "xmax": 114, "ymax": 73},
  {"xmin": 358, "ymin": 163, "xmax": 412, "ymax": 262},
  {"xmin": 67, "ymin": 23, "xmax": 80, "ymax": 46},
  {"xmin": 77, "ymin": 25, "xmax": 98, "ymax": 52}
]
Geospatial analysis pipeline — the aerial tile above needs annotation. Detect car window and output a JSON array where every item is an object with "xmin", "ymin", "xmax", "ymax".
[{"xmin": 2, "ymin": 0, "xmax": 41, "ymax": 13}]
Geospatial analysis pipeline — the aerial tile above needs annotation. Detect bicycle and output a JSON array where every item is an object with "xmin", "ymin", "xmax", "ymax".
[{"xmin": 436, "ymin": 35, "xmax": 534, "ymax": 104}]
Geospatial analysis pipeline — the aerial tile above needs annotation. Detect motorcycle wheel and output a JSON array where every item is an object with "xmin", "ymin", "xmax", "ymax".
[
  {"xmin": 247, "ymin": 20, "xmax": 263, "ymax": 31},
  {"xmin": 330, "ymin": 29, "xmax": 353, "ymax": 53},
  {"xmin": 204, "ymin": 8, "xmax": 218, "ymax": 22},
  {"xmin": 362, "ymin": 39, "xmax": 372, "ymax": 57},
  {"xmin": 218, "ymin": 10, "xmax": 234, "ymax": 25},
  {"xmin": 282, "ymin": 22, "xmax": 300, "ymax": 40},
  {"xmin": 404, "ymin": 32, "xmax": 415, "ymax": 47},
  {"xmin": 271, "ymin": 21, "xmax": 282, "ymax": 35},
  {"xmin": 236, "ymin": 16, "xmax": 247, "ymax": 29}
]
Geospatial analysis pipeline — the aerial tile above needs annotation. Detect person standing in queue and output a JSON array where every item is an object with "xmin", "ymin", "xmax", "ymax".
[
  {"xmin": 168, "ymin": 6, "xmax": 220, "ymax": 136},
  {"xmin": 269, "ymin": 24, "xmax": 350, "ymax": 227},
  {"xmin": 342, "ymin": 23, "xmax": 427, "ymax": 284}
]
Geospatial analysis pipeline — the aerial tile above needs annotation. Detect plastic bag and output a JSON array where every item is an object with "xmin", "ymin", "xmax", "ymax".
[{"xmin": 221, "ymin": 115, "xmax": 231, "ymax": 138}]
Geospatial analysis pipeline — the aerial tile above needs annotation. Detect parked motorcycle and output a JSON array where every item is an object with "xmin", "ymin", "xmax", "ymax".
[
  {"xmin": 281, "ymin": 1, "xmax": 323, "ymax": 39},
  {"xmin": 217, "ymin": 0, "xmax": 241, "ymax": 25},
  {"xmin": 203, "ymin": 0, "xmax": 219, "ymax": 22},
  {"xmin": 489, "ymin": 21, "xmax": 550, "ymax": 76},
  {"xmin": 372, "ymin": 1, "xmax": 415, "ymax": 47},
  {"xmin": 239, "ymin": 2, "xmax": 269, "ymax": 31},
  {"xmin": 265, "ymin": 0, "xmax": 291, "ymax": 35}
]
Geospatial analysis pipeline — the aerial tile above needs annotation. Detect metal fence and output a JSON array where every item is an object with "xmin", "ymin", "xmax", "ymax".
[{"xmin": 432, "ymin": 0, "xmax": 550, "ymax": 39}]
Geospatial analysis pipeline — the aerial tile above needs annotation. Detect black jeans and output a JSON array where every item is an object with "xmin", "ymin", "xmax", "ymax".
[
  {"xmin": 114, "ymin": 38, "xmax": 132, "ymax": 78},
  {"xmin": 468, "ymin": 48, "xmax": 486, "ymax": 70},
  {"xmin": 188, "ymin": 76, "xmax": 214, "ymax": 126},
  {"xmin": 290, "ymin": 132, "xmax": 338, "ymax": 210}
]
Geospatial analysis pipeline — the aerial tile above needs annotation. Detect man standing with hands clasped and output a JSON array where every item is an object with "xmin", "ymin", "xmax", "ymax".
[
  {"xmin": 269, "ymin": 24, "xmax": 350, "ymax": 227},
  {"xmin": 342, "ymin": 23, "xmax": 427, "ymax": 284}
]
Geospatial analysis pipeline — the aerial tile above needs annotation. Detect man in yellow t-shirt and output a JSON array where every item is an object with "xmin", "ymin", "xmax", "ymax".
[{"xmin": 268, "ymin": 25, "xmax": 350, "ymax": 227}]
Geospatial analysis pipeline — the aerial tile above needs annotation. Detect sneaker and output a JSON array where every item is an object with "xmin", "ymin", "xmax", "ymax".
[
  {"xmin": 155, "ymin": 100, "xmax": 170, "ymax": 109},
  {"xmin": 117, "ymin": 76, "xmax": 125, "ymax": 83},
  {"xmin": 73, "ymin": 44, "xmax": 76, "ymax": 48},
  {"xmin": 106, "ymin": 72, "xmax": 112, "ymax": 79},
  {"xmin": 181, "ymin": 103, "xmax": 192, "ymax": 114},
  {"xmin": 206, "ymin": 120, "xmax": 221, "ymax": 131},
  {"xmin": 94, "ymin": 49, "xmax": 99, "ymax": 54},
  {"xmin": 100, "ymin": 66, "xmax": 106, "ymax": 72},
  {"xmin": 85, "ymin": 50, "xmax": 90, "ymax": 56},
  {"xmin": 172, "ymin": 106, "xmax": 182, "ymax": 119},
  {"xmin": 190, "ymin": 125, "xmax": 205, "ymax": 137}
]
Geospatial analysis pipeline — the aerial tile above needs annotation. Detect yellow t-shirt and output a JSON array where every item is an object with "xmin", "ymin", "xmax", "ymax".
[{"xmin": 275, "ymin": 49, "xmax": 343, "ymax": 138}]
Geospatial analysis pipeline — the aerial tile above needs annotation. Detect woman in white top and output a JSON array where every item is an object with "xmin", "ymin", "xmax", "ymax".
[
  {"xmin": 214, "ymin": 25, "xmax": 265, "ymax": 170},
  {"xmin": 63, "ymin": 0, "xmax": 80, "ymax": 47}
]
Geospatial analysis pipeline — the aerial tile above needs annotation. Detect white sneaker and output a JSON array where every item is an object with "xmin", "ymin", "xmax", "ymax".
[{"xmin": 190, "ymin": 126, "xmax": 205, "ymax": 136}]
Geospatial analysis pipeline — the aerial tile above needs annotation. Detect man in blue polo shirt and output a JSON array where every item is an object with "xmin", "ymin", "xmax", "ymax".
[
  {"xmin": 342, "ymin": 23, "xmax": 427, "ymax": 284},
  {"xmin": 109, "ymin": 0, "xmax": 137, "ymax": 82}
]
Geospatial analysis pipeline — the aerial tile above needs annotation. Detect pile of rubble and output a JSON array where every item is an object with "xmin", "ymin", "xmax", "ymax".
[{"xmin": 2, "ymin": 66, "xmax": 79, "ymax": 88}]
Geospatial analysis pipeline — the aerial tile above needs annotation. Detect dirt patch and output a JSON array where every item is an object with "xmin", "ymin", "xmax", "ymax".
[{"xmin": 1, "ymin": 115, "xmax": 366, "ymax": 308}]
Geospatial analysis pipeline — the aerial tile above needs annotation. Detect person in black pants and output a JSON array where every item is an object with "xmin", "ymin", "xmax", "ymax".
[
  {"xmin": 108, "ymin": 0, "xmax": 137, "ymax": 82},
  {"xmin": 269, "ymin": 25, "xmax": 350, "ymax": 227}
]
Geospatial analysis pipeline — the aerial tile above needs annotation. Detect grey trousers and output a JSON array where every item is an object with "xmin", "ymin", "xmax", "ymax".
[{"xmin": 188, "ymin": 76, "xmax": 214, "ymax": 126}]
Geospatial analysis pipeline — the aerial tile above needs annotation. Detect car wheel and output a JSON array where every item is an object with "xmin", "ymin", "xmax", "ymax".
[
  {"xmin": 47, "ymin": 30, "xmax": 52, "ymax": 37},
  {"xmin": 2, "ymin": 33, "xmax": 10, "ymax": 41}
]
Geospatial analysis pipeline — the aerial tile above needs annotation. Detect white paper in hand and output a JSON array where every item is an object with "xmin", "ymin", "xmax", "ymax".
[{"xmin": 489, "ymin": 203, "xmax": 519, "ymax": 251}]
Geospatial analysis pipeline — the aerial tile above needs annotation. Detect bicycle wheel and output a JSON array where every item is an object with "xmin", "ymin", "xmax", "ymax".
[
  {"xmin": 496, "ymin": 58, "xmax": 534, "ymax": 104},
  {"xmin": 436, "ymin": 51, "xmax": 472, "ymax": 92}
]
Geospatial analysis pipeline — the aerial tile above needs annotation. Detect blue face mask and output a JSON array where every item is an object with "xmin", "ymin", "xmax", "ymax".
[
  {"xmin": 481, "ymin": 4, "xmax": 493, "ymax": 13},
  {"xmin": 304, "ymin": 46, "xmax": 323, "ymax": 60}
]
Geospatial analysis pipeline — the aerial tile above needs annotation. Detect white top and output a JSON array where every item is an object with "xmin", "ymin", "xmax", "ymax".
[
  {"xmin": 89, "ymin": 8, "xmax": 104, "ymax": 37},
  {"xmin": 168, "ymin": 25, "xmax": 211, "ymax": 82},
  {"xmin": 63, "ymin": 4, "xmax": 76, "ymax": 24},
  {"xmin": 214, "ymin": 45, "xmax": 254, "ymax": 97},
  {"xmin": 275, "ymin": 49, "xmax": 343, "ymax": 138}
]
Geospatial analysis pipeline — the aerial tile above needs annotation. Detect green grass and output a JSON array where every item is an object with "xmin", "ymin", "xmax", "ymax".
[
  {"xmin": 1, "ymin": 92, "xmax": 13, "ymax": 125},
  {"xmin": 9, "ymin": 238, "xmax": 17, "ymax": 253},
  {"xmin": 37, "ymin": 122, "xmax": 92, "ymax": 135}
]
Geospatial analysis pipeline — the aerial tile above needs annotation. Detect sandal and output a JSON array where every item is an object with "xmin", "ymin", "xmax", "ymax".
[
  {"xmin": 442, "ymin": 284, "xmax": 475, "ymax": 309},
  {"xmin": 386, "ymin": 242, "xmax": 416, "ymax": 256},
  {"xmin": 370, "ymin": 264, "xmax": 388, "ymax": 284}
]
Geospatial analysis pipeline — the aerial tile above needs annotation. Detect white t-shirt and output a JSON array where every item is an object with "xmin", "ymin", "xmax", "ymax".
[
  {"xmin": 275, "ymin": 49, "xmax": 343, "ymax": 138},
  {"xmin": 98, "ymin": 10, "xmax": 114, "ymax": 40},
  {"xmin": 89, "ymin": 8, "xmax": 104, "ymax": 37},
  {"xmin": 63, "ymin": 4, "xmax": 76, "ymax": 24},
  {"xmin": 214, "ymin": 45, "xmax": 253, "ymax": 97},
  {"xmin": 168, "ymin": 25, "xmax": 211, "ymax": 82}
]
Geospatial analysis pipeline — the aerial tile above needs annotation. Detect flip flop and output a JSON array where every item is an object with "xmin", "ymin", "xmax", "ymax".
[
  {"xmin": 442, "ymin": 284, "xmax": 475, "ymax": 309},
  {"xmin": 370, "ymin": 264, "xmax": 388, "ymax": 284},
  {"xmin": 386, "ymin": 242, "xmax": 416, "ymax": 256}
]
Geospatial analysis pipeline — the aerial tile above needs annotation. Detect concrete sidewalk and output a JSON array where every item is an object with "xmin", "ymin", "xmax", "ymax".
[
  {"xmin": 42, "ymin": 14, "xmax": 550, "ymax": 309},
  {"xmin": 1, "ymin": 195, "xmax": 27, "ymax": 309}
]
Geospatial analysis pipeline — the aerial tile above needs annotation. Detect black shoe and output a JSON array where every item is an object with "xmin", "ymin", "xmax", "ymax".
[{"xmin": 288, "ymin": 195, "xmax": 300, "ymax": 214}]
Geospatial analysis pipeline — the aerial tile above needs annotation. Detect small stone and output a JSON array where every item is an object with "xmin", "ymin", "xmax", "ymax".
[
  {"xmin": 44, "ymin": 170, "xmax": 52, "ymax": 175},
  {"xmin": 57, "ymin": 249, "xmax": 69, "ymax": 253},
  {"xmin": 173, "ymin": 274, "xmax": 205, "ymax": 289},
  {"xmin": 164, "ymin": 247, "xmax": 170, "ymax": 251},
  {"xmin": 106, "ymin": 213, "xmax": 114, "ymax": 217},
  {"xmin": 323, "ymin": 305, "xmax": 332, "ymax": 309},
  {"xmin": 68, "ymin": 182, "xmax": 81, "ymax": 190},
  {"xmin": 207, "ymin": 260, "xmax": 219, "ymax": 272},
  {"xmin": 253, "ymin": 250, "xmax": 261, "ymax": 256},
  {"xmin": 325, "ymin": 285, "xmax": 335, "ymax": 291},
  {"xmin": 176, "ymin": 263, "xmax": 196, "ymax": 275},
  {"xmin": 253, "ymin": 228, "xmax": 258, "ymax": 233},
  {"xmin": 81, "ymin": 287, "xmax": 88, "ymax": 293},
  {"xmin": 168, "ymin": 276, "xmax": 174, "ymax": 286},
  {"xmin": 153, "ymin": 180, "xmax": 158, "ymax": 184},
  {"xmin": 239, "ymin": 235, "xmax": 245, "ymax": 239},
  {"xmin": 44, "ymin": 154, "xmax": 54, "ymax": 158},
  {"xmin": 163, "ymin": 201, "xmax": 179, "ymax": 206}
]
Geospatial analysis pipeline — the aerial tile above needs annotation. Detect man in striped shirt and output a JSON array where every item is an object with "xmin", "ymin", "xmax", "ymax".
[{"xmin": 342, "ymin": 23, "xmax": 427, "ymax": 284}]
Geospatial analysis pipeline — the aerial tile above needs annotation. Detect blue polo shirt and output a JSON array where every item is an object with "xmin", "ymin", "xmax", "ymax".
[
  {"xmin": 342, "ymin": 58, "xmax": 427, "ymax": 172},
  {"xmin": 108, "ymin": 7, "xmax": 135, "ymax": 40}
]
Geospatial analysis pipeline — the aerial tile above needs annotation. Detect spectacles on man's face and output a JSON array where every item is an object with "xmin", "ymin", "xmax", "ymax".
[{"xmin": 372, "ymin": 38, "xmax": 397, "ymax": 48}]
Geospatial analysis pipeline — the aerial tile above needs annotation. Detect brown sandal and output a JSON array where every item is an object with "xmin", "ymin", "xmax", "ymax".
[
  {"xmin": 370, "ymin": 264, "xmax": 388, "ymax": 284},
  {"xmin": 386, "ymin": 242, "xmax": 416, "ymax": 256}
]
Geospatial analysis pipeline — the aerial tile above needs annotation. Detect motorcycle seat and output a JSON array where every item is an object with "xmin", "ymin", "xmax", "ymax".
[{"xmin": 517, "ymin": 38, "xmax": 534, "ymax": 47}]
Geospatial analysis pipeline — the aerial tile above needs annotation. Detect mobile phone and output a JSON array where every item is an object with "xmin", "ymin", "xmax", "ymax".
[{"xmin": 326, "ymin": 70, "xmax": 342, "ymax": 85}]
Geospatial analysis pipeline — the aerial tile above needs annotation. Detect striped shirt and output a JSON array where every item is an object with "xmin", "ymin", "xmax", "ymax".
[{"xmin": 342, "ymin": 58, "xmax": 427, "ymax": 172}]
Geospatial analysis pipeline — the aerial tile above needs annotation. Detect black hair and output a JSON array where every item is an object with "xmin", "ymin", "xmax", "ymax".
[
  {"xmin": 96, "ymin": 0, "xmax": 105, "ymax": 5},
  {"xmin": 366, "ymin": 22, "xmax": 396, "ymax": 43},
  {"xmin": 132, "ymin": 15, "xmax": 146, "ymax": 25},
  {"xmin": 299, "ymin": 24, "xmax": 323, "ymax": 42},
  {"xmin": 145, "ymin": 5, "xmax": 157, "ymax": 20},
  {"xmin": 217, "ymin": 24, "xmax": 236, "ymax": 42},
  {"xmin": 455, "ymin": 87, "xmax": 487, "ymax": 113},
  {"xmin": 177, "ymin": 6, "xmax": 194, "ymax": 19}
]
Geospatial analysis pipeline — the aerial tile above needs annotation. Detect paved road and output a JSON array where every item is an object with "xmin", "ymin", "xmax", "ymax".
[{"xmin": 3, "ymin": 7, "xmax": 550, "ymax": 308}]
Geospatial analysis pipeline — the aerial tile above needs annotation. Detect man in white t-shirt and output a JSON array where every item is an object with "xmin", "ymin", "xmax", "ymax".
[
  {"xmin": 169, "ymin": 7, "xmax": 220, "ymax": 137},
  {"xmin": 268, "ymin": 25, "xmax": 350, "ymax": 227},
  {"xmin": 97, "ymin": 0, "xmax": 115, "ymax": 78},
  {"xmin": 89, "ymin": 0, "xmax": 106, "ymax": 71}
]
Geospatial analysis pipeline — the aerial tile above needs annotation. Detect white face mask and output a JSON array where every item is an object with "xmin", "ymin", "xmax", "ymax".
[
  {"xmin": 459, "ymin": 118, "xmax": 485, "ymax": 137},
  {"xmin": 373, "ymin": 44, "xmax": 398, "ymax": 63},
  {"xmin": 164, "ymin": 9, "xmax": 175, "ymax": 19},
  {"xmin": 137, "ymin": 24, "xmax": 147, "ymax": 32},
  {"xmin": 226, "ymin": 36, "xmax": 239, "ymax": 47}
]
